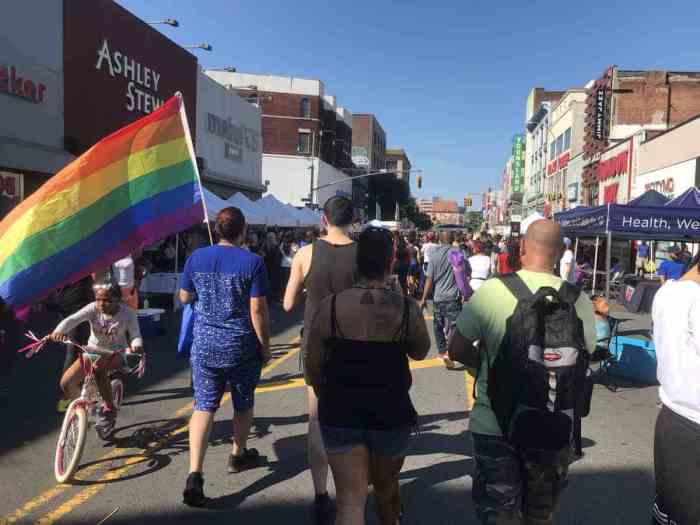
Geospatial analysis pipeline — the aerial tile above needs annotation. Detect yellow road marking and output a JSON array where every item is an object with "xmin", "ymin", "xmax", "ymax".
[
  {"xmin": 256, "ymin": 356, "xmax": 449, "ymax": 395},
  {"xmin": 1, "ymin": 338, "xmax": 300, "ymax": 525}
]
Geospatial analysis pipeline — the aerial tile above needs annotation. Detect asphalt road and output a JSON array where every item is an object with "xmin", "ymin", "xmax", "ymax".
[{"xmin": 0, "ymin": 303, "xmax": 660, "ymax": 525}]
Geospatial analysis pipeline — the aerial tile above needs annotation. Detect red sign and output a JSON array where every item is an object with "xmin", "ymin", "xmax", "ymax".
[
  {"xmin": 546, "ymin": 152, "xmax": 571, "ymax": 176},
  {"xmin": 598, "ymin": 150, "xmax": 629, "ymax": 181},
  {"xmin": 0, "ymin": 65, "xmax": 47, "ymax": 103},
  {"xmin": 558, "ymin": 151, "xmax": 570, "ymax": 170},
  {"xmin": 645, "ymin": 177, "xmax": 674, "ymax": 195},
  {"xmin": 603, "ymin": 183, "xmax": 619, "ymax": 204}
]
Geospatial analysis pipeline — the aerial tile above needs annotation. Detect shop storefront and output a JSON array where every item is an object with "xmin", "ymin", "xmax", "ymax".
[
  {"xmin": 0, "ymin": 1, "xmax": 74, "ymax": 219},
  {"xmin": 597, "ymin": 135, "xmax": 640, "ymax": 205},
  {"xmin": 634, "ymin": 114, "xmax": 700, "ymax": 199},
  {"xmin": 196, "ymin": 71, "xmax": 265, "ymax": 200},
  {"xmin": 63, "ymin": 0, "xmax": 198, "ymax": 155}
]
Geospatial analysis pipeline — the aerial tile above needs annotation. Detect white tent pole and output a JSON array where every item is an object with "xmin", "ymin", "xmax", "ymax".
[
  {"xmin": 592, "ymin": 237, "xmax": 600, "ymax": 293},
  {"xmin": 605, "ymin": 231, "xmax": 612, "ymax": 299}
]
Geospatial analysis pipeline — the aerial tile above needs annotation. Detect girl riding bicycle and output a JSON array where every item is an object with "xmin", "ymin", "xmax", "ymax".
[{"xmin": 48, "ymin": 281, "xmax": 144, "ymax": 439}]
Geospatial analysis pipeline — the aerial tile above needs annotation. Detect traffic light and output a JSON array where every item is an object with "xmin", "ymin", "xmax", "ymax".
[
  {"xmin": 417, "ymin": 175, "xmax": 422, "ymax": 189},
  {"xmin": 464, "ymin": 197, "xmax": 472, "ymax": 208}
]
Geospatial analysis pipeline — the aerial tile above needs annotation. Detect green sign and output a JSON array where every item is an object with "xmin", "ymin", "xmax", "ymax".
[{"xmin": 511, "ymin": 134, "xmax": 525, "ymax": 194}]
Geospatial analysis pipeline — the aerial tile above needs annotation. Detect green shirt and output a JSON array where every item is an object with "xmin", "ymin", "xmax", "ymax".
[{"xmin": 456, "ymin": 269, "xmax": 597, "ymax": 436}]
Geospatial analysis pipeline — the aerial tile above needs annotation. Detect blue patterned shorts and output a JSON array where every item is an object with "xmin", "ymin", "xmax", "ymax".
[{"xmin": 191, "ymin": 360, "xmax": 262, "ymax": 413}]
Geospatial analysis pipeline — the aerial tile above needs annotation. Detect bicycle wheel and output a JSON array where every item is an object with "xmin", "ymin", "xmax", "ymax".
[
  {"xmin": 54, "ymin": 401, "xmax": 88, "ymax": 483},
  {"xmin": 111, "ymin": 378, "xmax": 124, "ymax": 410}
]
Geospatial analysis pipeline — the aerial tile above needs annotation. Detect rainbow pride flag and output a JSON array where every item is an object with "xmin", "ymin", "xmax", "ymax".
[{"xmin": 0, "ymin": 94, "xmax": 204, "ymax": 310}]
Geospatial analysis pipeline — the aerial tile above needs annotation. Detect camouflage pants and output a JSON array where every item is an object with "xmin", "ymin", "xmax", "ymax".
[{"xmin": 472, "ymin": 434, "xmax": 569, "ymax": 525}]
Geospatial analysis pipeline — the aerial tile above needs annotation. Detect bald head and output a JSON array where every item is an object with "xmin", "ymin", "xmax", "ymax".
[{"xmin": 522, "ymin": 220, "xmax": 564, "ymax": 268}]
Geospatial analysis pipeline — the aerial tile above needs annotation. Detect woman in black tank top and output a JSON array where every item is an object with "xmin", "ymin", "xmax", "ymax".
[{"xmin": 304, "ymin": 227, "xmax": 431, "ymax": 525}]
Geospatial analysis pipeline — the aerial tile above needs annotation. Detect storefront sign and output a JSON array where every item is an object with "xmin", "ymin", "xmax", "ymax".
[
  {"xmin": 595, "ymin": 88, "xmax": 606, "ymax": 141},
  {"xmin": 511, "ymin": 134, "xmax": 524, "ymax": 193},
  {"xmin": 598, "ymin": 150, "xmax": 629, "ymax": 181},
  {"xmin": 63, "ymin": 0, "xmax": 198, "ymax": 152},
  {"xmin": 0, "ymin": 65, "xmax": 47, "ymax": 104},
  {"xmin": 645, "ymin": 177, "xmax": 674, "ymax": 196},
  {"xmin": 207, "ymin": 113, "xmax": 260, "ymax": 164},
  {"xmin": 95, "ymin": 40, "xmax": 163, "ymax": 113},
  {"xmin": 603, "ymin": 183, "xmax": 619, "ymax": 204}
]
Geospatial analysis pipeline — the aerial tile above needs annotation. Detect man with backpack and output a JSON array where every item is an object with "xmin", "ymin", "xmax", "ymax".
[
  {"xmin": 419, "ymin": 231, "xmax": 471, "ymax": 369},
  {"xmin": 447, "ymin": 220, "xmax": 596, "ymax": 525}
]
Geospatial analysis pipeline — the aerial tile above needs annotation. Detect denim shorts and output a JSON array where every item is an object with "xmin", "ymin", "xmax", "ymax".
[
  {"xmin": 191, "ymin": 360, "xmax": 262, "ymax": 413},
  {"xmin": 321, "ymin": 425, "xmax": 412, "ymax": 458}
]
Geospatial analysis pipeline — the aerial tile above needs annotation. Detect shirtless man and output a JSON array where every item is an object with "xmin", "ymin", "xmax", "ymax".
[{"xmin": 283, "ymin": 196, "xmax": 357, "ymax": 524}]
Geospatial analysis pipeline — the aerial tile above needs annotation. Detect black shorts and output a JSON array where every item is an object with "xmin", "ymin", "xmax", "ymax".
[{"xmin": 653, "ymin": 405, "xmax": 700, "ymax": 524}]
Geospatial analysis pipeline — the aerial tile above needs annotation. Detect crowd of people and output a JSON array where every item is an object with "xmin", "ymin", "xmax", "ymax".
[
  {"xmin": 172, "ymin": 195, "xmax": 596, "ymax": 525},
  {"xmin": 4, "ymin": 193, "xmax": 699, "ymax": 524}
]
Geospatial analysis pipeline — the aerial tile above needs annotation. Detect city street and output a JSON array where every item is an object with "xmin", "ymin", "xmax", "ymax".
[{"xmin": 0, "ymin": 305, "xmax": 659, "ymax": 525}]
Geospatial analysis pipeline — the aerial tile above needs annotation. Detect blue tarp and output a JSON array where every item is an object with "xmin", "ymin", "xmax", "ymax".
[{"xmin": 555, "ymin": 189, "xmax": 700, "ymax": 240}]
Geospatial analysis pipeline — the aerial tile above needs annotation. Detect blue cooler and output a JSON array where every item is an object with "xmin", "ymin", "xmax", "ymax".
[
  {"xmin": 608, "ymin": 335, "xmax": 658, "ymax": 384},
  {"xmin": 137, "ymin": 308, "xmax": 166, "ymax": 338}
]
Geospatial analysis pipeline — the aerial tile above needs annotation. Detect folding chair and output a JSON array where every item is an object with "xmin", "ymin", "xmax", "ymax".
[{"xmin": 591, "ymin": 316, "xmax": 622, "ymax": 392}]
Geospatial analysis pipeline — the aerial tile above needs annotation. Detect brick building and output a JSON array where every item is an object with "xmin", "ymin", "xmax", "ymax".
[
  {"xmin": 582, "ymin": 66, "xmax": 700, "ymax": 205},
  {"xmin": 419, "ymin": 197, "xmax": 462, "ymax": 226},
  {"xmin": 352, "ymin": 114, "xmax": 387, "ymax": 217},
  {"xmin": 204, "ymin": 71, "xmax": 353, "ymax": 207}
]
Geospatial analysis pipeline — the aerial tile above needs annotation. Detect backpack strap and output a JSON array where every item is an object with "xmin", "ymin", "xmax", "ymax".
[
  {"xmin": 499, "ymin": 273, "xmax": 533, "ymax": 301},
  {"xmin": 558, "ymin": 281, "xmax": 581, "ymax": 305}
]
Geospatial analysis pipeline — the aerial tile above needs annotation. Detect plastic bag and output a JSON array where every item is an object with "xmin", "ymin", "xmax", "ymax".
[{"xmin": 177, "ymin": 303, "xmax": 195, "ymax": 359}]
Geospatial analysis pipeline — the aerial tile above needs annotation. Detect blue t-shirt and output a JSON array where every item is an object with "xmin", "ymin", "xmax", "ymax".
[
  {"xmin": 657, "ymin": 260, "xmax": 685, "ymax": 281},
  {"xmin": 180, "ymin": 245, "xmax": 269, "ymax": 368},
  {"xmin": 637, "ymin": 244, "xmax": 649, "ymax": 258}
]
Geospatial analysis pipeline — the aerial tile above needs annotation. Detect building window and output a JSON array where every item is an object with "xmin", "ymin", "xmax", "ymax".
[
  {"xmin": 298, "ymin": 131, "xmax": 311, "ymax": 154},
  {"xmin": 564, "ymin": 128, "xmax": 571, "ymax": 151},
  {"xmin": 550, "ymin": 141, "xmax": 556, "ymax": 161},
  {"xmin": 300, "ymin": 98, "xmax": 311, "ymax": 118},
  {"xmin": 556, "ymin": 134, "xmax": 564, "ymax": 156}
]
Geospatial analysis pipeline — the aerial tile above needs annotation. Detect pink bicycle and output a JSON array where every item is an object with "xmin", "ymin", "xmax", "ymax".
[{"xmin": 20, "ymin": 333, "xmax": 144, "ymax": 483}]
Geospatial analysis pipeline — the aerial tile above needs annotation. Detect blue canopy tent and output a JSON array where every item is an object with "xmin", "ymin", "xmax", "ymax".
[{"xmin": 554, "ymin": 189, "xmax": 700, "ymax": 296}]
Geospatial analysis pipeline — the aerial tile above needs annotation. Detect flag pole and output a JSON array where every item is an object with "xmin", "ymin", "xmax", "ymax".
[{"xmin": 176, "ymin": 92, "xmax": 214, "ymax": 246}]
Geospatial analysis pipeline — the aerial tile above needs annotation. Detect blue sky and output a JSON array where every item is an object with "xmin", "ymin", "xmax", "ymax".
[{"xmin": 119, "ymin": 0, "xmax": 700, "ymax": 204}]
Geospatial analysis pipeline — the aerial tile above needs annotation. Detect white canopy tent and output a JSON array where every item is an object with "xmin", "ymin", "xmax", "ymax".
[
  {"xmin": 201, "ymin": 188, "xmax": 230, "ymax": 221},
  {"xmin": 224, "ymin": 192, "xmax": 267, "ymax": 225}
]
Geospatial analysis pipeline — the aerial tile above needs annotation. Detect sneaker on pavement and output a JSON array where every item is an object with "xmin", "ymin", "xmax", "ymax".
[
  {"xmin": 227, "ymin": 448, "xmax": 261, "ymax": 473},
  {"xmin": 95, "ymin": 408, "xmax": 116, "ymax": 440},
  {"xmin": 182, "ymin": 472, "xmax": 206, "ymax": 507},
  {"xmin": 313, "ymin": 493, "xmax": 334, "ymax": 525}
]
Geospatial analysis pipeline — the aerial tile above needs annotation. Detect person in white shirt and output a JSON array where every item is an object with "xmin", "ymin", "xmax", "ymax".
[
  {"xmin": 468, "ymin": 242, "xmax": 491, "ymax": 291},
  {"xmin": 113, "ymin": 254, "xmax": 138, "ymax": 309},
  {"xmin": 559, "ymin": 238, "xmax": 575, "ymax": 283},
  {"xmin": 421, "ymin": 232, "xmax": 439, "ymax": 273},
  {"xmin": 651, "ymin": 254, "xmax": 700, "ymax": 524}
]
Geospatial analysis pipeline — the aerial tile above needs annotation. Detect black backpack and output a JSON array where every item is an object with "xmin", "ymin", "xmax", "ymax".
[{"xmin": 488, "ymin": 273, "xmax": 590, "ymax": 464}]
